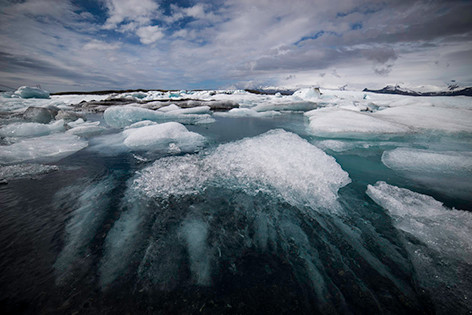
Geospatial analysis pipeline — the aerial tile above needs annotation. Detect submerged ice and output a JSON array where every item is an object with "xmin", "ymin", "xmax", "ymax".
[{"xmin": 367, "ymin": 181, "xmax": 472, "ymax": 313}]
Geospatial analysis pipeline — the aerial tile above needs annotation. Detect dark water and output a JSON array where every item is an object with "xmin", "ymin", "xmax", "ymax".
[{"xmin": 0, "ymin": 114, "xmax": 471, "ymax": 314}]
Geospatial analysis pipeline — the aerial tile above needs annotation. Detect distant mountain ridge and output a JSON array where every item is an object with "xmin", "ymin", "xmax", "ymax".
[{"xmin": 363, "ymin": 85, "xmax": 472, "ymax": 97}]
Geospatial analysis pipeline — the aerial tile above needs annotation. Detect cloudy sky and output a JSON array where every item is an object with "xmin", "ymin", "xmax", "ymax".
[{"xmin": 0, "ymin": 0, "xmax": 471, "ymax": 92}]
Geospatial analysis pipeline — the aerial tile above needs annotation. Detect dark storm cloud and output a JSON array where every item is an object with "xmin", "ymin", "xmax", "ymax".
[{"xmin": 0, "ymin": 51, "xmax": 124, "ymax": 86}]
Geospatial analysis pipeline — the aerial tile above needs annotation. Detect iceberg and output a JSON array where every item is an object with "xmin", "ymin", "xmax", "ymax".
[
  {"xmin": 0, "ymin": 133, "xmax": 87, "ymax": 164},
  {"xmin": 13, "ymin": 86, "xmax": 50, "ymax": 99}
]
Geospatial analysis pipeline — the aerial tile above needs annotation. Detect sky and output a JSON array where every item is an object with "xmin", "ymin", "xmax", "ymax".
[{"xmin": 0, "ymin": 0, "xmax": 471, "ymax": 92}]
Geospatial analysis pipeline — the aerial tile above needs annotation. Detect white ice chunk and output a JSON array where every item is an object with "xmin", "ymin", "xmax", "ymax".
[
  {"xmin": 134, "ymin": 155, "xmax": 206, "ymax": 198},
  {"xmin": 306, "ymin": 108, "xmax": 410, "ymax": 137},
  {"xmin": 122, "ymin": 122, "xmax": 205, "ymax": 152},
  {"xmin": 14, "ymin": 86, "xmax": 50, "ymax": 99},
  {"xmin": 0, "ymin": 120, "xmax": 65, "ymax": 138},
  {"xmin": 0, "ymin": 134, "xmax": 87, "ymax": 165}
]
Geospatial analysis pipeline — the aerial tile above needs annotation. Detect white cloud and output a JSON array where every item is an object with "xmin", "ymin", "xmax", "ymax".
[
  {"xmin": 83, "ymin": 39, "xmax": 121, "ymax": 50},
  {"xmin": 102, "ymin": 0, "xmax": 159, "ymax": 30},
  {"xmin": 136, "ymin": 25, "xmax": 164, "ymax": 45}
]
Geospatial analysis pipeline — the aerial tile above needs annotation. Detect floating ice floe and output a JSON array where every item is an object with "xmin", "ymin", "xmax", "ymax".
[
  {"xmin": 367, "ymin": 181, "xmax": 472, "ymax": 313},
  {"xmin": 103, "ymin": 105, "xmax": 214, "ymax": 128},
  {"xmin": 382, "ymin": 147, "xmax": 472, "ymax": 199},
  {"xmin": 13, "ymin": 86, "xmax": 50, "ymax": 99},
  {"xmin": 0, "ymin": 120, "xmax": 65, "ymax": 138},
  {"xmin": 305, "ymin": 108, "xmax": 410, "ymax": 137},
  {"xmin": 0, "ymin": 133, "xmax": 88, "ymax": 164},
  {"xmin": 0, "ymin": 163, "xmax": 58, "ymax": 182}
]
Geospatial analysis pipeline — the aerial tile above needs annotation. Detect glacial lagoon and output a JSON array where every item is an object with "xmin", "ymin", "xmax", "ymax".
[{"xmin": 0, "ymin": 88, "xmax": 471, "ymax": 314}]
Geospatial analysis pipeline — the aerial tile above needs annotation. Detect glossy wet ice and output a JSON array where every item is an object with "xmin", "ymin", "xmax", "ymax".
[{"xmin": 0, "ymin": 89, "xmax": 471, "ymax": 314}]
